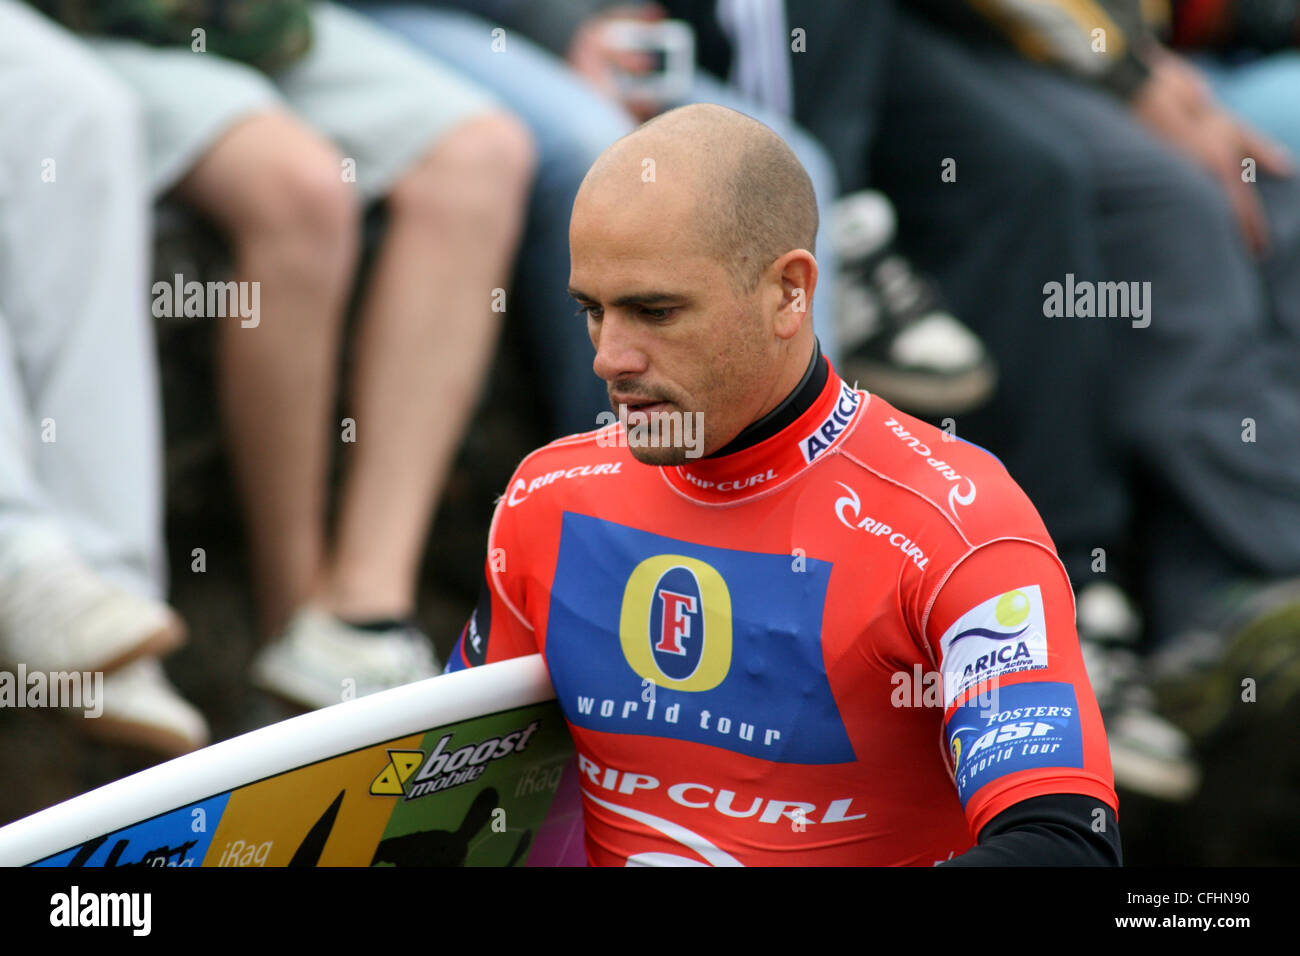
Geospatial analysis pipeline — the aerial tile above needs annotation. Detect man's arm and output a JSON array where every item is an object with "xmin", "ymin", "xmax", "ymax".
[
  {"xmin": 445, "ymin": 484, "xmax": 538, "ymax": 671},
  {"xmin": 923, "ymin": 538, "xmax": 1121, "ymax": 861},
  {"xmin": 906, "ymin": 0, "xmax": 1293, "ymax": 250},
  {"xmin": 1127, "ymin": 45, "xmax": 1293, "ymax": 253}
]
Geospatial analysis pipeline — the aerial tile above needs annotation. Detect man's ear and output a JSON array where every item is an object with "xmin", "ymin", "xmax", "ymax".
[{"xmin": 771, "ymin": 249, "xmax": 817, "ymax": 340}]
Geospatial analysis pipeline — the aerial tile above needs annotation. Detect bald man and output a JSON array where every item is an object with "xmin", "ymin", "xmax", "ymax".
[{"xmin": 448, "ymin": 105, "xmax": 1121, "ymax": 866}]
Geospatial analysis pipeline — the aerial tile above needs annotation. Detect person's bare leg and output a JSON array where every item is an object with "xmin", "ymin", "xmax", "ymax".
[
  {"xmin": 174, "ymin": 112, "xmax": 362, "ymax": 635},
  {"xmin": 320, "ymin": 113, "xmax": 535, "ymax": 621}
]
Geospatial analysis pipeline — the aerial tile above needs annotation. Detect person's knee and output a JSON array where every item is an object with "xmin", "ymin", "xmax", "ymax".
[
  {"xmin": 387, "ymin": 111, "xmax": 537, "ymax": 233},
  {"xmin": 195, "ymin": 116, "xmax": 362, "ymax": 271},
  {"xmin": 250, "ymin": 153, "xmax": 359, "ymax": 250}
]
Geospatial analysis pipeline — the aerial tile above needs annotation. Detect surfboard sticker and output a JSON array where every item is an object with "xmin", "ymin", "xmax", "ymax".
[{"xmin": 0, "ymin": 657, "xmax": 586, "ymax": 867}]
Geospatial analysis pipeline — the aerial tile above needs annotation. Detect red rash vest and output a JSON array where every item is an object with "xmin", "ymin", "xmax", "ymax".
[{"xmin": 449, "ymin": 361, "xmax": 1117, "ymax": 866}]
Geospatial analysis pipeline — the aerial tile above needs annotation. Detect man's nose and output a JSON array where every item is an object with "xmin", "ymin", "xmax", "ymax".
[{"xmin": 591, "ymin": 310, "xmax": 649, "ymax": 383}]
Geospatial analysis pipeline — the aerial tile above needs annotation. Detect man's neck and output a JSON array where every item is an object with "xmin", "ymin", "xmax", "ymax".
[
  {"xmin": 707, "ymin": 339, "xmax": 826, "ymax": 459},
  {"xmin": 661, "ymin": 345, "xmax": 864, "ymax": 503}
]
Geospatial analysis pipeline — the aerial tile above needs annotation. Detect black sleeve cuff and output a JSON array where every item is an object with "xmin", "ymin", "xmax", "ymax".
[{"xmin": 941, "ymin": 793, "xmax": 1122, "ymax": 866}]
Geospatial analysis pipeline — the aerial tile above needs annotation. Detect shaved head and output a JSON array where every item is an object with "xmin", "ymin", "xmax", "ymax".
[
  {"xmin": 579, "ymin": 104, "xmax": 818, "ymax": 291},
  {"xmin": 570, "ymin": 103, "xmax": 821, "ymax": 463}
]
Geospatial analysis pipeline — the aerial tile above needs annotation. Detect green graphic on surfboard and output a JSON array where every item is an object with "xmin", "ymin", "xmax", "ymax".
[{"xmin": 371, "ymin": 706, "xmax": 575, "ymax": 866}]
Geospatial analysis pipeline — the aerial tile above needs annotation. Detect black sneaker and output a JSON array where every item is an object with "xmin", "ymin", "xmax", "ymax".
[
  {"xmin": 832, "ymin": 191, "xmax": 996, "ymax": 415},
  {"xmin": 1076, "ymin": 581, "xmax": 1201, "ymax": 801}
]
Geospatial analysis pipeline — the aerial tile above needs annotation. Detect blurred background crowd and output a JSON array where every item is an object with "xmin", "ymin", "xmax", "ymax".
[{"xmin": 1, "ymin": 0, "xmax": 1298, "ymax": 864}]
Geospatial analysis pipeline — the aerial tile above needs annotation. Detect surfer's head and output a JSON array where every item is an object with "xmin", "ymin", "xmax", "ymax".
[{"xmin": 568, "ymin": 103, "xmax": 819, "ymax": 464}]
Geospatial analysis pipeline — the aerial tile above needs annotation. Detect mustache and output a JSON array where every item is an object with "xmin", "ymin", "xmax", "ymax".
[{"xmin": 608, "ymin": 385, "xmax": 673, "ymax": 406}]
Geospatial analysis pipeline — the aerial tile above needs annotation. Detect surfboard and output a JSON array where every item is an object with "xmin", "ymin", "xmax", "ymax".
[{"xmin": 0, "ymin": 654, "xmax": 585, "ymax": 867}]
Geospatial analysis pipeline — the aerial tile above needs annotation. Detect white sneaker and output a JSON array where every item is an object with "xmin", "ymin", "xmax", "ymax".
[
  {"xmin": 83, "ymin": 657, "xmax": 210, "ymax": 757},
  {"xmin": 250, "ymin": 606, "xmax": 440, "ymax": 711},
  {"xmin": 0, "ymin": 544, "xmax": 184, "ymax": 674}
]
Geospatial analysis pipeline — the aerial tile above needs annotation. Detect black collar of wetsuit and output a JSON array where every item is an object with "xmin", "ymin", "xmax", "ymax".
[{"xmin": 705, "ymin": 339, "xmax": 827, "ymax": 459}]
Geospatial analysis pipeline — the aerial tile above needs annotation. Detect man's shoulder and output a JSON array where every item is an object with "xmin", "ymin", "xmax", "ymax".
[
  {"xmin": 497, "ymin": 425, "xmax": 639, "ymax": 511},
  {"xmin": 834, "ymin": 395, "xmax": 1052, "ymax": 548}
]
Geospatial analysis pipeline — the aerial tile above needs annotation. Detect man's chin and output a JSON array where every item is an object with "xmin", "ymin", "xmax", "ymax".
[
  {"xmin": 616, "ymin": 402, "xmax": 707, "ymax": 464},
  {"xmin": 627, "ymin": 444, "xmax": 691, "ymax": 467}
]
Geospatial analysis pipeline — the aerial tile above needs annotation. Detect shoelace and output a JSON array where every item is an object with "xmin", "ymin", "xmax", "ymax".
[{"xmin": 871, "ymin": 255, "xmax": 938, "ymax": 325}]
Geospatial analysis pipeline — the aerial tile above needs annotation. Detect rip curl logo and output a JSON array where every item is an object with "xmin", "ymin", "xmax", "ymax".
[
  {"xmin": 881, "ymin": 417, "xmax": 977, "ymax": 520},
  {"xmin": 506, "ymin": 462, "xmax": 622, "ymax": 507},
  {"xmin": 832, "ymin": 483, "xmax": 929, "ymax": 569},
  {"xmin": 948, "ymin": 477, "xmax": 977, "ymax": 516}
]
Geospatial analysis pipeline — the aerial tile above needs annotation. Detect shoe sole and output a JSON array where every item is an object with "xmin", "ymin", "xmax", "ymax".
[
  {"xmin": 1109, "ymin": 742, "xmax": 1201, "ymax": 802},
  {"xmin": 91, "ymin": 614, "xmax": 187, "ymax": 676},
  {"xmin": 77, "ymin": 711, "xmax": 208, "ymax": 759},
  {"xmin": 841, "ymin": 357, "xmax": 998, "ymax": 416},
  {"xmin": 249, "ymin": 651, "xmax": 349, "ymax": 712}
]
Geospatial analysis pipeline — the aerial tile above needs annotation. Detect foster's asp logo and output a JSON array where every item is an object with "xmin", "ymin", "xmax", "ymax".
[{"xmin": 945, "ymin": 681, "xmax": 1083, "ymax": 806}]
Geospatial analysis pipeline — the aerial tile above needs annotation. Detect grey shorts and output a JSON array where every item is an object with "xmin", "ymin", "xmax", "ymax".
[{"xmin": 90, "ymin": 1, "xmax": 500, "ymax": 197}]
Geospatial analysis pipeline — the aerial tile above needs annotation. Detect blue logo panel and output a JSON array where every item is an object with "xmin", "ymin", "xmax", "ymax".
[
  {"xmin": 945, "ymin": 681, "xmax": 1084, "ymax": 807},
  {"xmin": 545, "ymin": 512, "xmax": 852, "ymax": 763},
  {"xmin": 33, "ymin": 794, "xmax": 229, "ymax": 867}
]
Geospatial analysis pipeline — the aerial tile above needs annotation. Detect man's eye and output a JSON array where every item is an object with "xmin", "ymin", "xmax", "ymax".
[
  {"xmin": 576, "ymin": 304, "xmax": 602, "ymax": 320},
  {"xmin": 641, "ymin": 307, "xmax": 674, "ymax": 319}
]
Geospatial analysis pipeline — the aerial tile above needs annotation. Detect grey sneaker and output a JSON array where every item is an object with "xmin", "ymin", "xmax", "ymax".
[
  {"xmin": 1077, "ymin": 581, "xmax": 1200, "ymax": 801},
  {"xmin": 250, "ymin": 606, "xmax": 440, "ymax": 711}
]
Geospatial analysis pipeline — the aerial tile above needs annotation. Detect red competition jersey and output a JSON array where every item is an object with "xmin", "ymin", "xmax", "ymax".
[{"xmin": 448, "ymin": 363, "xmax": 1117, "ymax": 865}]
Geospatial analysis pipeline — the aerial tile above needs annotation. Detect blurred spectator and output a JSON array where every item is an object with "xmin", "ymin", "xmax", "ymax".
[
  {"xmin": 866, "ymin": 0, "xmax": 1300, "ymax": 795},
  {"xmin": 350, "ymin": 0, "xmax": 994, "ymax": 423},
  {"xmin": 1168, "ymin": 0, "xmax": 1300, "ymax": 160},
  {"xmin": 0, "ymin": 0, "xmax": 207, "ymax": 755},
  {"xmin": 674, "ymin": 0, "xmax": 996, "ymax": 413},
  {"xmin": 32, "ymin": 0, "xmax": 537, "ymax": 710}
]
